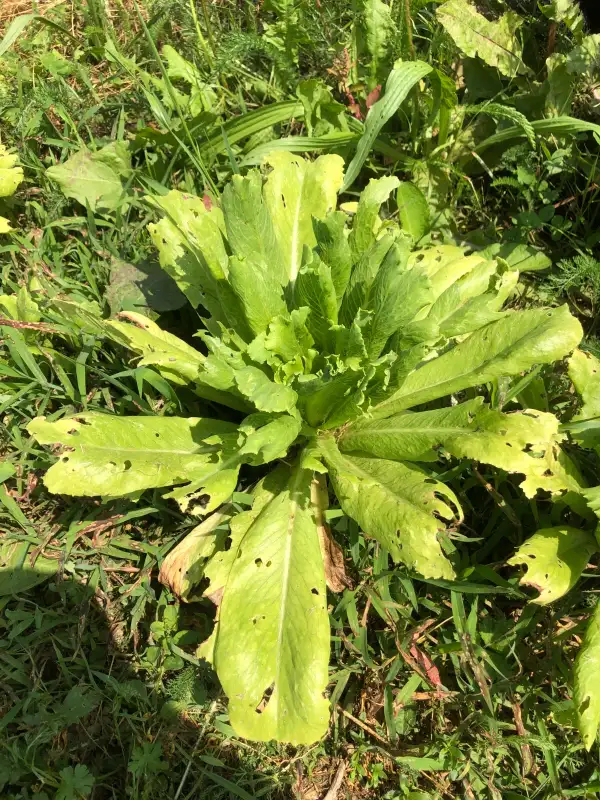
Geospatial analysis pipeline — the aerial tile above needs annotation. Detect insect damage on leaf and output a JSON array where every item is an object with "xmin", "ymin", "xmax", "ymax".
[{"xmin": 29, "ymin": 154, "xmax": 587, "ymax": 746}]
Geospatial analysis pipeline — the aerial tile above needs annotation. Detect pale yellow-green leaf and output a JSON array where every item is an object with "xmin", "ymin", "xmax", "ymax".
[
  {"xmin": 436, "ymin": 0, "xmax": 526, "ymax": 77},
  {"xmin": 212, "ymin": 465, "xmax": 330, "ymax": 744},
  {"xmin": 569, "ymin": 349, "xmax": 600, "ymax": 420},
  {"xmin": 508, "ymin": 527, "xmax": 597, "ymax": 604},
  {"xmin": 373, "ymin": 306, "xmax": 583, "ymax": 418},
  {"xmin": 263, "ymin": 152, "xmax": 344, "ymax": 283},
  {"xmin": 27, "ymin": 413, "xmax": 238, "ymax": 500},
  {"xmin": 158, "ymin": 508, "xmax": 233, "ymax": 600},
  {"xmin": 0, "ymin": 216, "xmax": 12, "ymax": 234},
  {"xmin": 320, "ymin": 436, "xmax": 458, "ymax": 579},
  {"xmin": 575, "ymin": 601, "xmax": 600, "ymax": 750},
  {"xmin": 0, "ymin": 145, "xmax": 24, "ymax": 198},
  {"xmin": 146, "ymin": 189, "xmax": 228, "ymax": 313}
]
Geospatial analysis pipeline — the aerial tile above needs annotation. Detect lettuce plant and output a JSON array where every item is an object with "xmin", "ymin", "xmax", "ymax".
[{"xmin": 29, "ymin": 154, "xmax": 588, "ymax": 745}]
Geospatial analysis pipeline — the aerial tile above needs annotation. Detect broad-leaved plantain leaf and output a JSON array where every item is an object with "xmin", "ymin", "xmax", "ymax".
[{"xmin": 508, "ymin": 527, "xmax": 597, "ymax": 605}]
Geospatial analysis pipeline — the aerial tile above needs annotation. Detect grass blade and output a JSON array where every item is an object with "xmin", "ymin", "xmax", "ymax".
[{"xmin": 341, "ymin": 60, "xmax": 432, "ymax": 191}]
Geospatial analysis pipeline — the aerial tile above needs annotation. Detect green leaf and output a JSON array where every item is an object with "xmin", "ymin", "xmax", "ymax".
[
  {"xmin": 56, "ymin": 764, "xmax": 94, "ymax": 800},
  {"xmin": 105, "ymin": 258, "xmax": 186, "ymax": 315},
  {"xmin": 297, "ymin": 368, "xmax": 366, "ymax": 429},
  {"xmin": 264, "ymin": 152, "xmax": 344, "ymax": 284},
  {"xmin": 228, "ymin": 256, "xmax": 288, "ymax": 337},
  {"xmin": 0, "ymin": 541, "xmax": 58, "ymax": 597},
  {"xmin": 47, "ymin": 144, "xmax": 130, "ymax": 211},
  {"xmin": 340, "ymin": 233, "xmax": 396, "ymax": 326},
  {"xmin": 0, "ymin": 14, "xmax": 34, "ymax": 58},
  {"xmin": 342, "ymin": 60, "xmax": 433, "ymax": 191},
  {"xmin": 363, "ymin": 239, "xmax": 432, "ymax": 358},
  {"xmin": 27, "ymin": 413, "xmax": 238, "ymax": 502},
  {"xmin": 159, "ymin": 509, "xmax": 232, "ymax": 601},
  {"xmin": 396, "ymin": 182, "xmax": 430, "ymax": 242},
  {"xmin": 480, "ymin": 242, "xmax": 552, "ymax": 273},
  {"xmin": 313, "ymin": 211, "xmax": 354, "ymax": 305},
  {"xmin": 575, "ymin": 601, "xmax": 600, "ymax": 750},
  {"xmin": 221, "ymin": 170, "xmax": 286, "ymax": 285},
  {"xmin": 0, "ymin": 145, "xmax": 24, "ymax": 198},
  {"xmin": 350, "ymin": 175, "xmax": 400, "ymax": 259},
  {"xmin": 319, "ymin": 437, "xmax": 459, "ymax": 579},
  {"xmin": 234, "ymin": 366, "xmax": 298, "ymax": 413},
  {"xmin": 238, "ymin": 413, "xmax": 301, "ymax": 464},
  {"xmin": 436, "ymin": 0, "xmax": 526, "ymax": 77},
  {"xmin": 294, "ymin": 256, "xmax": 338, "ymax": 351},
  {"xmin": 373, "ymin": 306, "xmax": 582, "ymax": 418},
  {"xmin": 508, "ymin": 527, "xmax": 597, "ymax": 605},
  {"xmin": 361, "ymin": 0, "xmax": 396, "ymax": 79},
  {"xmin": 128, "ymin": 742, "xmax": 168, "ymax": 776},
  {"xmin": 404, "ymin": 258, "xmax": 517, "ymax": 344},
  {"xmin": 212, "ymin": 465, "xmax": 330, "ymax": 744},
  {"xmin": 146, "ymin": 190, "xmax": 230, "ymax": 317},
  {"xmin": 341, "ymin": 399, "xmax": 576, "ymax": 500},
  {"xmin": 296, "ymin": 79, "xmax": 348, "ymax": 136},
  {"xmin": 474, "ymin": 116, "xmax": 600, "ymax": 159},
  {"xmin": 569, "ymin": 349, "xmax": 600, "ymax": 421}
]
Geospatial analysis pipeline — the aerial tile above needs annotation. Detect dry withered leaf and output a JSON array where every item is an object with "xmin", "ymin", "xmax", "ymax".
[
  {"xmin": 158, "ymin": 508, "xmax": 231, "ymax": 601},
  {"xmin": 312, "ymin": 475, "xmax": 351, "ymax": 593}
]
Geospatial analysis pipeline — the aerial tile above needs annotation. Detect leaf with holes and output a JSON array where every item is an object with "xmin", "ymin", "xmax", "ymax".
[
  {"xmin": 575, "ymin": 602, "xmax": 600, "ymax": 750},
  {"xmin": 437, "ymin": 0, "xmax": 526, "ymax": 77},
  {"xmin": 210, "ymin": 465, "xmax": 330, "ymax": 744},
  {"xmin": 29, "ymin": 154, "xmax": 587, "ymax": 746},
  {"xmin": 507, "ymin": 527, "xmax": 597, "ymax": 604}
]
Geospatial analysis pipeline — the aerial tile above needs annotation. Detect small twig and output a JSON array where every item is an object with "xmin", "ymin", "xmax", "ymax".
[
  {"xmin": 322, "ymin": 760, "xmax": 346, "ymax": 800},
  {"xmin": 554, "ymin": 183, "xmax": 600, "ymax": 210},
  {"xmin": 0, "ymin": 317, "xmax": 58, "ymax": 333},
  {"xmin": 336, "ymin": 705, "xmax": 388, "ymax": 745}
]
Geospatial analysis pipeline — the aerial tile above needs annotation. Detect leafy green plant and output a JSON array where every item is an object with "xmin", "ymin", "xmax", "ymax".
[
  {"xmin": 0, "ymin": 142, "xmax": 23, "ymax": 232},
  {"xmin": 25, "ymin": 152, "xmax": 593, "ymax": 745}
]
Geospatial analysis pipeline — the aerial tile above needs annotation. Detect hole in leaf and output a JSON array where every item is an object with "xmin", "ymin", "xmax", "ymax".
[
  {"xmin": 266, "ymin": 560, "xmax": 272, "ymax": 567},
  {"xmin": 67, "ymin": 429, "xmax": 78, "ymax": 436},
  {"xmin": 255, "ymin": 684, "xmax": 274, "ymax": 714},
  {"xmin": 188, "ymin": 494, "xmax": 211, "ymax": 513},
  {"xmin": 155, "ymin": 432, "xmax": 160, "ymax": 438},
  {"xmin": 123, "ymin": 460, "xmax": 132, "ymax": 471},
  {"xmin": 255, "ymin": 558, "xmax": 262, "ymax": 567},
  {"xmin": 74, "ymin": 417, "xmax": 91, "ymax": 425},
  {"xmin": 311, "ymin": 588, "xmax": 319, "ymax": 595},
  {"xmin": 223, "ymin": 537, "xmax": 232, "ymax": 551}
]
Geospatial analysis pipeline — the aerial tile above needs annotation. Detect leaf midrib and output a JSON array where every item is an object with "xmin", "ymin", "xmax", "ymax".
[{"xmin": 377, "ymin": 311, "xmax": 554, "ymax": 412}]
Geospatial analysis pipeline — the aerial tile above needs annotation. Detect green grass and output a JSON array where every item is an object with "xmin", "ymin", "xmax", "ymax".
[{"xmin": 2, "ymin": 0, "xmax": 600, "ymax": 797}]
